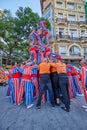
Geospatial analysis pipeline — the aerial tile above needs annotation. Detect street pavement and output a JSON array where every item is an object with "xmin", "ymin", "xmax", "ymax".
[{"xmin": 0, "ymin": 86, "xmax": 87, "ymax": 130}]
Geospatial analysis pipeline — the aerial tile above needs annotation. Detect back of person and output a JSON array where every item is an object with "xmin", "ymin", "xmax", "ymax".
[
  {"xmin": 56, "ymin": 61, "xmax": 66, "ymax": 74},
  {"xmin": 38, "ymin": 62, "xmax": 50, "ymax": 75},
  {"xmin": 37, "ymin": 60, "xmax": 55, "ymax": 108},
  {"xmin": 50, "ymin": 62, "xmax": 57, "ymax": 74},
  {"xmin": 54, "ymin": 60, "xmax": 70, "ymax": 112}
]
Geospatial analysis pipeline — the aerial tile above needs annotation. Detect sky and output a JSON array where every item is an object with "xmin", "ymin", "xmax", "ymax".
[{"xmin": 0, "ymin": 0, "xmax": 42, "ymax": 16}]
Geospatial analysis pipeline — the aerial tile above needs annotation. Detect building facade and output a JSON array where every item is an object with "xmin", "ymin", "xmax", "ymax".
[{"xmin": 40, "ymin": 0, "xmax": 87, "ymax": 63}]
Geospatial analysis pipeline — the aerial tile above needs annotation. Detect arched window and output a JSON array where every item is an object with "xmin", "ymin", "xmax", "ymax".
[{"xmin": 69, "ymin": 45, "xmax": 80, "ymax": 55}]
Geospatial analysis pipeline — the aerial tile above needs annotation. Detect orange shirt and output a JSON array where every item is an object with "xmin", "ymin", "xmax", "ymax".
[
  {"xmin": 50, "ymin": 63, "xmax": 57, "ymax": 73},
  {"xmin": 38, "ymin": 62, "xmax": 51, "ymax": 74},
  {"xmin": 56, "ymin": 62, "xmax": 66, "ymax": 74},
  {"xmin": 50, "ymin": 62, "xmax": 66, "ymax": 74}
]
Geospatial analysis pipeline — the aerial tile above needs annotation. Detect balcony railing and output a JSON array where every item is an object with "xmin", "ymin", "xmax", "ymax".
[
  {"xmin": 80, "ymin": 37, "xmax": 87, "ymax": 40},
  {"xmin": 84, "ymin": 53, "xmax": 87, "ymax": 56},
  {"xmin": 56, "ymin": 18, "xmax": 87, "ymax": 25},
  {"xmin": 79, "ymin": 21, "xmax": 87, "ymax": 24},
  {"xmin": 56, "ymin": 18, "xmax": 66, "ymax": 22},
  {"xmin": 67, "ymin": 21, "xmax": 78, "ymax": 24},
  {"xmin": 69, "ymin": 53, "xmax": 81, "ymax": 56},
  {"xmin": 55, "ymin": 35, "xmax": 87, "ymax": 41},
  {"xmin": 68, "ymin": 36, "xmax": 79, "ymax": 41}
]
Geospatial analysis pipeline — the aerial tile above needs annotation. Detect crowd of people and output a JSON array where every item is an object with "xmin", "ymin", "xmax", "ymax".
[
  {"xmin": 5, "ymin": 20, "xmax": 87, "ymax": 112},
  {"xmin": 6, "ymin": 58, "xmax": 87, "ymax": 112},
  {"xmin": 0, "ymin": 66, "xmax": 8, "ymax": 86}
]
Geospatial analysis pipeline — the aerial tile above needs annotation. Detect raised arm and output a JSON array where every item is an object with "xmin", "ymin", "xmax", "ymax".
[{"xmin": 16, "ymin": 67, "xmax": 24, "ymax": 74}]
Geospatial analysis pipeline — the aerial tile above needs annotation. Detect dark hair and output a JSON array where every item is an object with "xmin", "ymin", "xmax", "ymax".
[
  {"xmin": 18, "ymin": 63, "xmax": 21, "ymax": 67},
  {"xmin": 12, "ymin": 62, "xmax": 15, "ymax": 66}
]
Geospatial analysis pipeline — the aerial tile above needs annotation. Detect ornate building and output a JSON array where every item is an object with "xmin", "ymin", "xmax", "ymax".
[{"xmin": 40, "ymin": 0, "xmax": 87, "ymax": 63}]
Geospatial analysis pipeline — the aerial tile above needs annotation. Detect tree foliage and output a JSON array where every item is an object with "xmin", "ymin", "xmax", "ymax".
[{"xmin": 0, "ymin": 7, "xmax": 51, "ymax": 63}]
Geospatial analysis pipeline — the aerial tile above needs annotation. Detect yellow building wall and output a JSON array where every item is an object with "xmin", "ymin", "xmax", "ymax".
[{"xmin": 41, "ymin": 0, "xmax": 87, "ymax": 60}]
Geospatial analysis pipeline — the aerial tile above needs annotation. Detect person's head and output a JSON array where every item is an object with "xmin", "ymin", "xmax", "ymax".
[
  {"xmin": 80, "ymin": 59, "xmax": 86, "ymax": 66},
  {"xmin": 18, "ymin": 63, "xmax": 21, "ymax": 67},
  {"xmin": 52, "ymin": 58, "xmax": 57, "ymax": 63},
  {"xmin": 12, "ymin": 62, "xmax": 15, "ymax": 66},
  {"xmin": 43, "ymin": 58, "xmax": 47, "ymax": 62},
  {"xmin": 31, "ymin": 60, "xmax": 37, "ymax": 65},
  {"xmin": 15, "ymin": 62, "xmax": 18, "ymax": 66},
  {"xmin": 61, "ymin": 60, "xmax": 65, "ymax": 63},
  {"xmin": 56, "ymin": 56, "xmax": 62, "ymax": 62},
  {"xmin": 56, "ymin": 59, "xmax": 62, "ymax": 63},
  {"xmin": 22, "ymin": 61, "xmax": 26, "ymax": 65}
]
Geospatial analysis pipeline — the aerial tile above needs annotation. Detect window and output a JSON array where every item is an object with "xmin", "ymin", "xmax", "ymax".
[
  {"xmin": 81, "ymin": 30, "xmax": 85, "ymax": 36},
  {"xmin": 82, "ymin": 47, "xmax": 87, "ymax": 54},
  {"xmin": 59, "ymin": 28, "xmax": 64, "ymax": 37},
  {"xmin": 59, "ymin": 46, "xmax": 66, "ymax": 54},
  {"xmin": 58, "ymin": 13, "xmax": 63, "ymax": 18},
  {"xmin": 80, "ymin": 16, "xmax": 84, "ymax": 21},
  {"xmin": 67, "ymin": 3, "xmax": 74, "ymax": 10},
  {"xmin": 57, "ymin": 2, "xmax": 62, "ymax": 8},
  {"xmin": 46, "ymin": 11, "xmax": 50, "ymax": 19},
  {"xmin": 78, "ymin": 6, "xmax": 81, "ymax": 11},
  {"xmin": 68, "ymin": 14, "xmax": 75, "ymax": 21},
  {"xmin": 69, "ymin": 46, "xmax": 80, "ymax": 55},
  {"xmin": 70, "ymin": 29, "xmax": 77, "ymax": 37}
]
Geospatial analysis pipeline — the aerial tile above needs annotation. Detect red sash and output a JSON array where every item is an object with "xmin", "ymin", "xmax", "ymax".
[
  {"xmin": 12, "ymin": 72, "xmax": 22, "ymax": 78},
  {"xmin": 32, "ymin": 74, "xmax": 37, "ymax": 78},
  {"xmin": 67, "ymin": 72, "xmax": 71, "ymax": 76},
  {"xmin": 30, "ymin": 48, "xmax": 36, "ymax": 51},
  {"xmin": 22, "ymin": 74, "xmax": 37, "ymax": 79},
  {"xmin": 22, "ymin": 74, "xmax": 31, "ymax": 80}
]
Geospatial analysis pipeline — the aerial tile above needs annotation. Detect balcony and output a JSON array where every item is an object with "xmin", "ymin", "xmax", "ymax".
[
  {"xmin": 56, "ymin": 35, "xmax": 79, "ymax": 41},
  {"xmin": 68, "ymin": 36, "xmax": 79, "ymax": 41},
  {"xmin": 56, "ymin": 18, "xmax": 67, "ymax": 25},
  {"xmin": 67, "ymin": 21, "xmax": 78, "ymax": 24},
  {"xmin": 84, "ymin": 53, "xmax": 87, "ymax": 56},
  {"xmin": 56, "ymin": 18, "xmax": 66, "ymax": 22},
  {"xmin": 69, "ymin": 53, "xmax": 81, "ymax": 56},
  {"xmin": 80, "ymin": 37, "xmax": 87, "ymax": 40},
  {"xmin": 79, "ymin": 21, "xmax": 87, "ymax": 27},
  {"xmin": 79, "ymin": 21, "xmax": 87, "ymax": 24},
  {"xmin": 55, "ymin": 35, "xmax": 87, "ymax": 41},
  {"xmin": 56, "ymin": 18, "xmax": 87, "ymax": 25}
]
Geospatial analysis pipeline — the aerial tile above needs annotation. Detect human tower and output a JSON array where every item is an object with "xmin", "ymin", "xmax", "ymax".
[{"xmin": 7, "ymin": 21, "xmax": 82, "ymax": 108}]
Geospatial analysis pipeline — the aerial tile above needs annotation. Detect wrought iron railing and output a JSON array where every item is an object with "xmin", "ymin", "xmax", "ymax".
[
  {"xmin": 54, "ymin": 35, "xmax": 87, "ymax": 41},
  {"xmin": 56, "ymin": 18, "xmax": 87, "ymax": 25}
]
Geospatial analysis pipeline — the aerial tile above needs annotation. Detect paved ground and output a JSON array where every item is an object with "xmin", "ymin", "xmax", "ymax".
[{"xmin": 0, "ymin": 86, "xmax": 87, "ymax": 130}]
